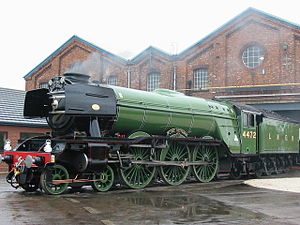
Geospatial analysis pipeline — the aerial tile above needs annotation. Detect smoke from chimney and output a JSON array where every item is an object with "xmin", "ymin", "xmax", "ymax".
[{"xmin": 65, "ymin": 52, "xmax": 104, "ymax": 81}]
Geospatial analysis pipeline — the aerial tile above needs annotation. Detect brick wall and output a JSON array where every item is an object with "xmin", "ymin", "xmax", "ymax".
[
  {"xmin": 25, "ymin": 10, "xmax": 300, "ymax": 105},
  {"xmin": 0, "ymin": 162, "xmax": 8, "ymax": 173},
  {"xmin": 0, "ymin": 125, "xmax": 50, "ymax": 150},
  {"xmin": 177, "ymin": 11, "xmax": 300, "ymax": 101},
  {"xmin": 25, "ymin": 39, "xmax": 128, "ymax": 91},
  {"xmin": 130, "ymin": 51, "xmax": 174, "ymax": 91}
]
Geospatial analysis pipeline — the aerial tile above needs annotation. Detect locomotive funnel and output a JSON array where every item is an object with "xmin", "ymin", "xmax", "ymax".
[{"xmin": 63, "ymin": 73, "xmax": 90, "ymax": 83}]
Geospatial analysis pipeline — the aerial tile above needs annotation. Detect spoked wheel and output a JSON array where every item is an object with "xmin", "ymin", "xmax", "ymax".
[
  {"xmin": 40, "ymin": 165, "xmax": 69, "ymax": 195},
  {"xmin": 192, "ymin": 145, "xmax": 219, "ymax": 183},
  {"xmin": 120, "ymin": 147, "xmax": 156, "ymax": 189},
  {"xmin": 272, "ymin": 157, "xmax": 279, "ymax": 174},
  {"xmin": 229, "ymin": 161, "xmax": 242, "ymax": 180},
  {"xmin": 282, "ymin": 157, "xmax": 289, "ymax": 173},
  {"xmin": 17, "ymin": 170, "xmax": 39, "ymax": 192},
  {"xmin": 229, "ymin": 168, "xmax": 242, "ymax": 180},
  {"xmin": 159, "ymin": 141, "xmax": 191, "ymax": 186},
  {"xmin": 254, "ymin": 160, "xmax": 264, "ymax": 178},
  {"xmin": 92, "ymin": 165, "xmax": 115, "ymax": 192},
  {"xmin": 263, "ymin": 157, "xmax": 273, "ymax": 176},
  {"xmin": 275, "ymin": 156, "xmax": 284, "ymax": 173}
]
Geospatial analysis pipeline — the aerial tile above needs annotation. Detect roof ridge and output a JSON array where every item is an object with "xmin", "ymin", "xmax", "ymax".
[
  {"xmin": 23, "ymin": 8, "xmax": 300, "ymax": 79},
  {"xmin": 23, "ymin": 35, "xmax": 127, "ymax": 79},
  {"xmin": 249, "ymin": 7, "xmax": 300, "ymax": 29},
  {"xmin": 131, "ymin": 45, "xmax": 173, "ymax": 62},
  {"xmin": 178, "ymin": 7, "xmax": 300, "ymax": 56},
  {"xmin": 72, "ymin": 36, "xmax": 128, "ymax": 63}
]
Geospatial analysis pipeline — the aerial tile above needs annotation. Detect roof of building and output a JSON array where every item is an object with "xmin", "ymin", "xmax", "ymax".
[
  {"xmin": 23, "ymin": 8, "xmax": 300, "ymax": 79},
  {"xmin": 0, "ymin": 87, "xmax": 48, "ymax": 127},
  {"xmin": 23, "ymin": 35, "xmax": 128, "ymax": 79},
  {"xmin": 179, "ymin": 7, "xmax": 300, "ymax": 57},
  {"xmin": 131, "ymin": 46, "xmax": 172, "ymax": 63}
]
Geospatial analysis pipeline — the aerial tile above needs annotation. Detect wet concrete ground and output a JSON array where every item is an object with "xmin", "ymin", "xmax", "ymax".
[{"xmin": 0, "ymin": 170, "xmax": 300, "ymax": 225}]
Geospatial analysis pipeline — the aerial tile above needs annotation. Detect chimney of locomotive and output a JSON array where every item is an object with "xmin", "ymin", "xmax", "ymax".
[{"xmin": 63, "ymin": 73, "xmax": 90, "ymax": 84}]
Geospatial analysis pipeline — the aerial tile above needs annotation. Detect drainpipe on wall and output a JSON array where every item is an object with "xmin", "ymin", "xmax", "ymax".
[
  {"xmin": 127, "ymin": 64, "xmax": 131, "ymax": 88},
  {"xmin": 173, "ymin": 61, "xmax": 177, "ymax": 90}
]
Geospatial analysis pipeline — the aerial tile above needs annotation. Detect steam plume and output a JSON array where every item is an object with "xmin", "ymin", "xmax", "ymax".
[{"xmin": 65, "ymin": 52, "xmax": 102, "ymax": 81}]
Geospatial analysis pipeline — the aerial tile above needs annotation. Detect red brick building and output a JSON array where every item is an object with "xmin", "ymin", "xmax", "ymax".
[{"xmin": 24, "ymin": 8, "xmax": 300, "ymax": 121}]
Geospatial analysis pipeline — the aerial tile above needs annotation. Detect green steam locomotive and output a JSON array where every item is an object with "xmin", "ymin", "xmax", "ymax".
[{"xmin": 1, "ymin": 73, "xmax": 299, "ymax": 194}]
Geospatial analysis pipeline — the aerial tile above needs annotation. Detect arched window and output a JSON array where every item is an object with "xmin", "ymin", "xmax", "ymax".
[
  {"xmin": 242, "ymin": 45, "xmax": 264, "ymax": 68},
  {"xmin": 147, "ymin": 72, "xmax": 160, "ymax": 92},
  {"xmin": 193, "ymin": 68, "xmax": 208, "ymax": 89},
  {"xmin": 107, "ymin": 76, "xmax": 117, "ymax": 86}
]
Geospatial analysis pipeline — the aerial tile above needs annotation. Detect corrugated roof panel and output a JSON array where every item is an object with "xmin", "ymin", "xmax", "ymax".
[{"xmin": 0, "ymin": 87, "xmax": 48, "ymax": 127}]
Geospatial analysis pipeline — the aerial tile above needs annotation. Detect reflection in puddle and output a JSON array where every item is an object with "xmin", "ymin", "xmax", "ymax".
[{"xmin": 124, "ymin": 191, "xmax": 266, "ymax": 224}]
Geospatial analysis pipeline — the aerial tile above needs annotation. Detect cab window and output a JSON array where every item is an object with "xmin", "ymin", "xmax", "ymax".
[{"xmin": 243, "ymin": 113, "xmax": 255, "ymax": 127}]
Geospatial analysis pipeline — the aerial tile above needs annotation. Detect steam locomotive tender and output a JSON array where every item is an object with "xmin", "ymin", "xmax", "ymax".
[{"xmin": 1, "ymin": 73, "xmax": 299, "ymax": 194}]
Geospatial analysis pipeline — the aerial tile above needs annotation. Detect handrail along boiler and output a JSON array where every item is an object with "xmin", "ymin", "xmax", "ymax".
[{"xmin": 1, "ymin": 73, "xmax": 299, "ymax": 194}]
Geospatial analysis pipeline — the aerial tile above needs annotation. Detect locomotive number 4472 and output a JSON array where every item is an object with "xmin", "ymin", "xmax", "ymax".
[{"xmin": 242, "ymin": 131, "xmax": 256, "ymax": 139}]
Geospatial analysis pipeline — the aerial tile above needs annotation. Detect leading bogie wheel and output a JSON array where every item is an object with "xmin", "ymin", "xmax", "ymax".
[
  {"xmin": 20, "ymin": 184, "xmax": 39, "ymax": 192},
  {"xmin": 40, "ymin": 164, "xmax": 69, "ymax": 195},
  {"xmin": 192, "ymin": 145, "xmax": 219, "ymax": 183},
  {"xmin": 16, "ymin": 170, "xmax": 39, "ymax": 192},
  {"xmin": 91, "ymin": 165, "xmax": 115, "ymax": 192}
]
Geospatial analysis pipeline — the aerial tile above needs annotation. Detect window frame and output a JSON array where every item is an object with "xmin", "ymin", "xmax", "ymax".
[
  {"xmin": 147, "ymin": 72, "xmax": 160, "ymax": 92},
  {"xmin": 243, "ymin": 112, "xmax": 255, "ymax": 128},
  {"xmin": 193, "ymin": 68, "xmax": 208, "ymax": 89},
  {"xmin": 39, "ymin": 82, "xmax": 48, "ymax": 89},
  {"xmin": 241, "ymin": 44, "xmax": 265, "ymax": 69},
  {"xmin": 107, "ymin": 76, "xmax": 118, "ymax": 86},
  {"xmin": 20, "ymin": 132, "xmax": 44, "ymax": 141}
]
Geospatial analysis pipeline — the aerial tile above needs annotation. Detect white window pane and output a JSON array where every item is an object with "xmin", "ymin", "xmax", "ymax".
[
  {"xmin": 108, "ymin": 76, "xmax": 117, "ymax": 86},
  {"xmin": 242, "ymin": 45, "xmax": 264, "ymax": 68},
  {"xmin": 39, "ymin": 82, "xmax": 48, "ymax": 88},
  {"xmin": 193, "ymin": 68, "xmax": 208, "ymax": 89},
  {"xmin": 147, "ymin": 73, "xmax": 160, "ymax": 91}
]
